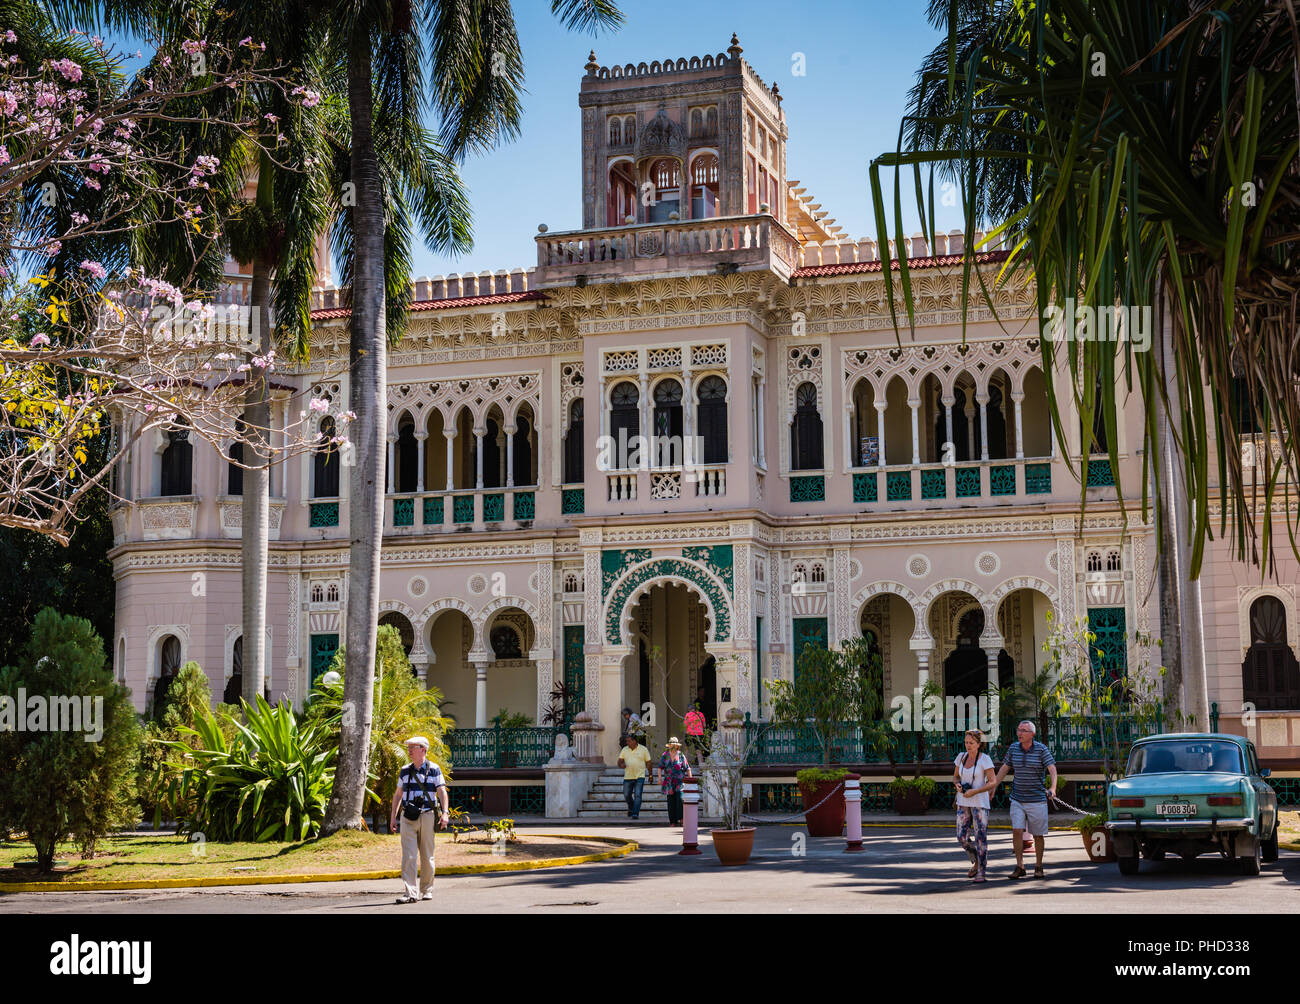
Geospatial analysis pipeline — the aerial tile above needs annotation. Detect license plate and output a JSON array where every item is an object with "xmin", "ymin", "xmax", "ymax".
[{"xmin": 1157, "ymin": 802, "xmax": 1196, "ymax": 816}]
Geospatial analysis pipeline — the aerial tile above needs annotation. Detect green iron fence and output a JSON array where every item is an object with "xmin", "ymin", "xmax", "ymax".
[{"xmin": 447, "ymin": 725, "xmax": 562, "ymax": 768}]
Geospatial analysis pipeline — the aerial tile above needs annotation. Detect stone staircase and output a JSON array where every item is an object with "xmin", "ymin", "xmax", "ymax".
[{"xmin": 577, "ymin": 767, "xmax": 671, "ymax": 819}]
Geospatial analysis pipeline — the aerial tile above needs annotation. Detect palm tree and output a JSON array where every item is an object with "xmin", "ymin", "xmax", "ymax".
[
  {"xmin": 870, "ymin": 0, "xmax": 1299, "ymax": 725},
  {"xmin": 321, "ymin": 0, "xmax": 623, "ymax": 834}
]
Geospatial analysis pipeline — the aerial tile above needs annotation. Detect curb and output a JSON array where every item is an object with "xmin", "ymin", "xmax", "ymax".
[{"xmin": 0, "ymin": 834, "xmax": 637, "ymax": 894}]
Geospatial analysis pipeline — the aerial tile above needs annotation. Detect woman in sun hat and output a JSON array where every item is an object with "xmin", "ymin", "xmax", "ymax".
[{"xmin": 658, "ymin": 737, "xmax": 693, "ymax": 827}]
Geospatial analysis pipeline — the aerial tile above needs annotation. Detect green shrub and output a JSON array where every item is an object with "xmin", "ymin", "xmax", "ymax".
[
  {"xmin": 1073, "ymin": 812, "xmax": 1107, "ymax": 831},
  {"xmin": 156, "ymin": 696, "xmax": 337, "ymax": 842},
  {"xmin": 888, "ymin": 775, "xmax": 937, "ymax": 797},
  {"xmin": 492, "ymin": 708, "xmax": 534, "ymax": 729},
  {"xmin": 0, "ymin": 609, "xmax": 141, "ymax": 870},
  {"xmin": 795, "ymin": 766, "xmax": 849, "ymax": 789},
  {"xmin": 138, "ymin": 662, "xmax": 232, "ymax": 823}
]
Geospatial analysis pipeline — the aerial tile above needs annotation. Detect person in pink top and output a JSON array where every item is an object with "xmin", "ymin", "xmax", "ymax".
[{"xmin": 684, "ymin": 702, "xmax": 708, "ymax": 765}]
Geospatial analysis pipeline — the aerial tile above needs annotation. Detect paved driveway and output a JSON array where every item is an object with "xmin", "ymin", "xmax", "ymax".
[{"xmin": 3, "ymin": 825, "xmax": 1297, "ymax": 913}]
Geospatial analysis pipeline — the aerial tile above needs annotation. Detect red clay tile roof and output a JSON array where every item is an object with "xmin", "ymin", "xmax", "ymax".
[
  {"xmin": 792, "ymin": 249, "xmax": 1011, "ymax": 278},
  {"xmin": 310, "ymin": 289, "xmax": 548, "ymax": 321}
]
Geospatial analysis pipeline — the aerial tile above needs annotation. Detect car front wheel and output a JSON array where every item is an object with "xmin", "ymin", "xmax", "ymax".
[
  {"xmin": 1239, "ymin": 837, "xmax": 1262, "ymax": 876},
  {"xmin": 1117, "ymin": 853, "xmax": 1140, "ymax": 876},
  {"xmin": 1261, "ymin": 824, "xmax": 1279, "ymax": 864}
]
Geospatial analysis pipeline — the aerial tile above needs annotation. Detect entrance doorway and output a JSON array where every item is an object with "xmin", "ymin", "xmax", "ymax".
[{"xmin": 625, "ymin": 582, "xmax": 717, "ymax": 751}]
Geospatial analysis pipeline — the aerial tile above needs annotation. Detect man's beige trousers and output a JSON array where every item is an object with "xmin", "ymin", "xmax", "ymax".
[{"xmin": 400, "ymin": 810, "xmax": 436, "ymax": 898}]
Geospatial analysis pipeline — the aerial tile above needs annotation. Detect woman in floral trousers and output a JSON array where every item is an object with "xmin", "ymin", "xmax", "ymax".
[
  {"xmin": 658, "ymin": 737, "xmax": 693, "ymax": 826},
  {"xmin": 953, "ymin": 729, "xmax": 997, "ymax": 882}
]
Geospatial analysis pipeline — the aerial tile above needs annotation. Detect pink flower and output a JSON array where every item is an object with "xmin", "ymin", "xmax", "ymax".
[
  {"xmin": 79, "ymin": 259, "xmax": 107, "ymax": 280},
  {"xmin": 50, "ymin": 58, "xmax": 82, "ymax": 82},
  {"xmin": 308, "ymin": 397, "xmax": 330, "ymax": 413},
  {"xmin": 30, "ymin": 333, "xmax": 50, "ymax": 347},
  {"xmin": 3, "ymin": 30, "xmax": 16, "ymax": 43}
]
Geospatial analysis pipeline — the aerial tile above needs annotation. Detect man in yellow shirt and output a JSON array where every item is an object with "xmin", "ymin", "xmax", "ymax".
[{"xmin": 617, "ymin": 734, "xmax": 653, "ymax": 819}]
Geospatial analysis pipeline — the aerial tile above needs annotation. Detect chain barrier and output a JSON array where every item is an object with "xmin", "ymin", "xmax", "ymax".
[
  {"xmin": 1047, "ymin": 793, "xmax": 1093, "ymax": 817},
  {"xmin": 736, "ymin": 781, "xmax": 846, "ymax": 824}
]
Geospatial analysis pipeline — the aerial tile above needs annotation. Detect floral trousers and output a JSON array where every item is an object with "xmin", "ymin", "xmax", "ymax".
[{"xmin": 956, "ymin": 806, "xmax": 989, "ymax": 876}]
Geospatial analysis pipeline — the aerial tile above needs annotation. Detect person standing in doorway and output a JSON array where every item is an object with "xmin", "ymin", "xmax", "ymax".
[
  {"xmin": 617, "ymin": 733, "xmax": 653, "ymax": 819},
  {"xmin": 389, "ymin": 737, "xmax": 450, "ymax": 904},
  {"xmin": 990, "ymin": 720, "xmax": 1058, "ymax": 878},
  {"xmin": 658, "ymin": 737, "xmax": 692, "ymax": 826},
  {"xmin": 684, "ymin": 702, "xmax": 708, "ymax": 766}
]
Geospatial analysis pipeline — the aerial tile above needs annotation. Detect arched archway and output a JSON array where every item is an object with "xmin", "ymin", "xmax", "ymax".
[
  {"xmin": 857, "ymin": 586, "xmax": 918, "ymax": 701},
  {"xmin": 425, "ymin": 608, "xmax": 474, "ymax": 726},
  {"xmin": 481, "ymin": 606, "xmax": 539, "ymax": 723}
]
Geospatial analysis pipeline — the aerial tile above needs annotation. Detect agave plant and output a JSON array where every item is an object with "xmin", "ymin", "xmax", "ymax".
[{"xmin": 155, "ymin": 695, "xmax": 342, "ymax": 842}]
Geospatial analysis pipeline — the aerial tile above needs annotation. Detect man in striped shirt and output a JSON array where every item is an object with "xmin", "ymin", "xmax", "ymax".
[
  {"xmin": 389, "ymin": 737, "xmax": 450, "ymax": 904},
  {"xmin": 990, "ymin": 720, "xmax": 1058, "ymax": 879}
]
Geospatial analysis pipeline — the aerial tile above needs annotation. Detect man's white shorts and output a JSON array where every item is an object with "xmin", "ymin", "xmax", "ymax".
[{"xmin": 1010, "ymin": 799, "xmax": 1049, "ymax": 836}]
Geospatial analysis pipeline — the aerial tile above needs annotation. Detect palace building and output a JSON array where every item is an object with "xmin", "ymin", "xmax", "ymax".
[{"xmin": 108, "ymin": 37, "xmax": 1300, "ymax": 812}]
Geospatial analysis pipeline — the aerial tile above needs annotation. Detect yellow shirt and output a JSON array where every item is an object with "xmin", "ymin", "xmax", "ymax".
[{"xmin": 619, "ymin": 744, "xmax": 652, "ymax": 780}]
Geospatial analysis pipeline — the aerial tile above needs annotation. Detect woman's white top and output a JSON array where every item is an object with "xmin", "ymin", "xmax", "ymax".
[{"xmin": 954, "ymin": 752, "xmax": 995, "ymax": 809}]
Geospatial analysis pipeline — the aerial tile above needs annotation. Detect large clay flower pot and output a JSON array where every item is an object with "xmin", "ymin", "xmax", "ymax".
[
  {"xmin": 710, "ymin": 827, "xmax": 756, "ymax": 866},
  {"xmin": 890, "ymin": 785, "xmax": 932, "ymax": 815},
  {"xmin": 1080, "ymin": 825, "xmax": 1116, "ymax": 862},
  {"xmin": 801, "ymin": 776, "xmax": 851, "ymax": 837}
]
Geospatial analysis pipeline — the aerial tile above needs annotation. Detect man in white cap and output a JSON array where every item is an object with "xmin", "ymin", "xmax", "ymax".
[{"xmin": 389, "ymin": 736, "xmax": 450, "ymax": 903}]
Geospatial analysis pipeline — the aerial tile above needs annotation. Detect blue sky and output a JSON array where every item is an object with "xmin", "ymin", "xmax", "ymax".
[{"xmin": 416, "ymin": 0, "xmax": 962, "ymax": 277}]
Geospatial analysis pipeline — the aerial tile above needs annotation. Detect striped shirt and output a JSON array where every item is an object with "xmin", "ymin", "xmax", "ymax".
[
  {"xmin": 398, "ymin": 760, "xmax": 446, "ymax": 811},
  {"xmin": 1001, "ymin": 740, "xmax": 1056, "ymax": 803}
]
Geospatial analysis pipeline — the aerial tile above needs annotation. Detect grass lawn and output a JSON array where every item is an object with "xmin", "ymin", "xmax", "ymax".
[{"xmin": 0, "ymin": 830, "xmax": 619, "ymax": 884}]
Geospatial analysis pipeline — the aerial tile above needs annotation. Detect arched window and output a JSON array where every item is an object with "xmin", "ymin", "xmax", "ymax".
[
  {"xmin": 311, "ymin": 583, "xmax": 324, "ymax": 603},
  {"xmin": 607, "ymin": 161, "xmax": 637, "ymax": 226},
  {"xmin": 225, "ymin": 636, "xmax": 243, "ymax": 705},
  {"xmin": 652, "ymin": 379, "xmax": 683, "ymax": 467},
  {"xmin": 689, "ymin": 108, "xmax": 702, "ymax": 137},
  {"xmin": 482, "ymin": 415, "xmax": 503, "ymax": 489},
  {"xmin": 313, "ymin": 417, "xmax": 339, "ymax": 497},
  {"xmin": 697, "ymin": 375, "xmax": 728, "ymax": 464},
  {"xmin": 395, "ymin": 415, "xmax": 417, "ymax": 493},
  {"xmin": 1086, "ymin": 551, "xmax": 1103, "ymax": 572},
  {"xmin": 1242, "ymin": 596, "xmax": 1300, "ymax": 710},
  {"xmin": 563, "ymin": 398, "xmax": 584, "ymax": 484},
  {"xmin": 512, "ymin": 410, "xmax": 535, "ymax": 486},
  {"xmin": 1106, "ymin": 549, "xmax": 1122, "ymax": 572},
  {"xmin": 608, "ymin": 117, "xmax": 621, "ymax": 145},
  {"xmin": 227, "ymin": 417, "xmax": 245, "ymax": 496},
  {"xmin": 610, "ymin": 382, "xmax": 640, "ymax": 466},
  {"xmin": 705, "ymin": 106, "xmax": 717, "ymax": 135},
  {"xmin": 647, "ymin": 158, "xmax": 681, "ymax": 223},
  {"xmin": 491, "ymin": 625, "xmax": 522, "ymax": 660},
  {"xmin": 326, "ymin": 583, "xmax": 339, "ymax": 603},
  {"xmin": 160, "ymin": 423, "xmax": 192, "ymax": 496},
  {"xmin": 690, "ymin": 153, "xmax": 719, "ymax": 219},
  {"xmin": 154, "ymin": 635, "xmax": 181, "ymax": 714},
  {"xmin": 623, "ymin": 115, "xmax": 635, "ymax": 145},
  {"xmin": 378, "ymin": 611, "xmax": 415, "ymax": 658},
  {"xmin": 791, "ymin": 382, "xmax": 823, "ymax": 470}
]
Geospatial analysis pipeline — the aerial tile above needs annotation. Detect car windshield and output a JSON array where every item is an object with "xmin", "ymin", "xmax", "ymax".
[{"xmin": 1127, "ymin": 740, "xmax": 1243, "ymax": 775}]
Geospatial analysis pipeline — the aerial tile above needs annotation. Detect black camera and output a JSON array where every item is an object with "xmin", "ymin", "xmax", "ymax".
[
  {"xmin": 402, "ymin": 797, "xmax": 424, "ymax": 821},
  {"xmin": 960, "ymin": 783, "xmax": 973, "ymax": 793}
]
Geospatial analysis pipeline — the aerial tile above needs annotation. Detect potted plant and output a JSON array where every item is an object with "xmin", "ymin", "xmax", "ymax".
[
  {"xmin": 491, "ymin": 709, "xmax": 534, "ymax": 768},
  {"xmin": 768, "ymin": 636, "xmax": 884, "ymax": 836},
  {"xmin": 700, "ymin": 711, "xmax": 757, "ymax": 865},
  {"xmin": 1074, "ymin": 811, "xmax": 1115, "ymax": 862},
  {"xmin": 888, "ymin": 774, "xmax": 936, "ymax": 815}
]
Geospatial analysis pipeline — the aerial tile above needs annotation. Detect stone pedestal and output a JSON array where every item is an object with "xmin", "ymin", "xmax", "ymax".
[
  {"xmin": 543, "ymin": 736, "xmax": 605, "ymax": 818},
  {"xmin": 570, "ymin": 710, "xmax": 606, "ymax": 764}
]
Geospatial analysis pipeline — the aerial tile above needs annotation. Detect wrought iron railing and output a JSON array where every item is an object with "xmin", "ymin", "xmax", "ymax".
[
  {"xmin": 447, "ymin": 725, "xmax": 562, "ymax": 768},
  {"xmin": 742, "ymin": 712, "xmax": 1164, "ymax": 766}
]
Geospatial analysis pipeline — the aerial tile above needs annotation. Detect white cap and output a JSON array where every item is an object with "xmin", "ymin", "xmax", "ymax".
[{"xmin": 404, "ymin": 736, "xmax": 430, "ymax": 749}]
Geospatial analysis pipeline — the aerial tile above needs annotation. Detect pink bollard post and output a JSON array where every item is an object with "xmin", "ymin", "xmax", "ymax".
[
  {"xmin": 844, "ymin": 776, "xmax": 863, "ymax": 852},
  {"xmin": 679, "ymin": 778, "xmax": 701, "ymax": 855}
]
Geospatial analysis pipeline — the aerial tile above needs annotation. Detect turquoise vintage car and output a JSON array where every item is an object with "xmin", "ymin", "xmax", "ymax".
[{"xmin": 1105, "ymin": 733, "xmax": 1279, "ymax": 876}]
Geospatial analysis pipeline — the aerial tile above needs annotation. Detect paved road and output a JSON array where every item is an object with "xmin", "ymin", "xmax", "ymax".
[{"xmin": 3, "ymin": 824, "xmax": 1297, "ymax": 913}]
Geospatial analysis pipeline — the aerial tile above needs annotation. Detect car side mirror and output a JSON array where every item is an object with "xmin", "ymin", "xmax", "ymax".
[{"xmin": 1259, "ymin": 767, "xmax": 1271, "ymax": 778}]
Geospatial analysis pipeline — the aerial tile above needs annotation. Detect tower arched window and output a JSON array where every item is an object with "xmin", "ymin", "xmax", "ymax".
[
  {"xmin": 563, "ymin": 398, "xmax": 584, "ymax": 484},
  {"xmin": 154, "ymin": 635, "xmax": 181, "ymax": 715},
  {"xmin": 791, "ymin": 382, "xmax": 823, "ymax": 471},
  {"xmin": 609, "ymin": 382, "xmax": 640, "ymax": 467},
  {"xmin": 689, "ymin": 108, "xmax": 702, "ymax": 138},
  {"xmin": 1086, "ymin": 551, "xmax": 1103, "ymax": 572},
  {"xmin": 623, "ymin": 116, "xmax": 635, "ymax": 145},
  {"xmin": 607, "ymin": 161, "xmax": 636, "ymax": 226},
  {"xmin": 705, "ymin": 106, "xmax": 717, "ymax": 135},
  {"xmin": 1242, "ymin": 596, "xmax": 1300, "ymax": 710},
  {"xmin": 652, "ymin": 379, "xmax": 684, "ymax": 467},
  {"xmin": 313, "ymin": 416, "xmax": 340, "ymax": 497},
  {"xmin": 1106, "ymin": 550, "xmax": 1122, "ymax": 572},
  {"xmin": 697, "ymin": 375, "xmax": 728, "ymax": 464},
  {"xmin": 690, "ymin": 154, "xmax": 719, "ymax": 219},
  {"xmin": 608, "ymin": 117, "xmax": 621, "ymax": 145},
  {"xmin": 647, "ymin": 158, "xmax": 681, "ymax": 223},
  {"xmin": 225, "ymin": 636, "xmax": 243, "ymax": 705},
  {"xmin": 491, "ymin": 625, "xmax": 522, "ymax": 660},
  {"xmin": 160, "ymin": 423, "xmax": 192, "ymax": 496}
]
